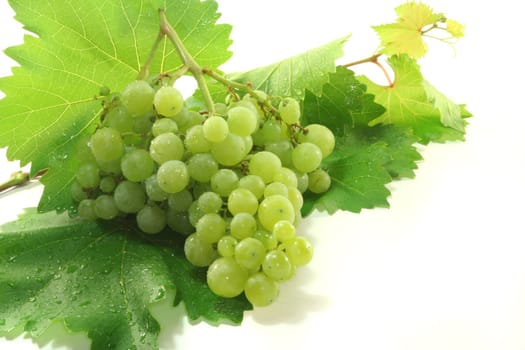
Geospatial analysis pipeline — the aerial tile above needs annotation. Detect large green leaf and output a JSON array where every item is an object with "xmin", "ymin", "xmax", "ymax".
[
  {"xmin": 0, "ymin": 0, "xmax": 232, "ymax": 213},
  {"xmin": 0, "ymin": 210, "xmax": 251, "ymax": 349}
]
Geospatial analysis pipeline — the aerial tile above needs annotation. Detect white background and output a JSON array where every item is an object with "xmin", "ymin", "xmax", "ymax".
[{"xmin": 1, "ymin": 0, "xmax": 525, "ymax": 349}]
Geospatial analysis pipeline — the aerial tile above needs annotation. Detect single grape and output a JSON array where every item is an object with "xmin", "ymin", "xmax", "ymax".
[
  {"xmin": 76, "ymin": 162, "xmax": 100, "ymax": 189},
  {"xmin": 298, "ymin": 124, "xmax": 335, "ymax": 158},
  {"xmin": 295, "ymin": 171, "xmax": 309, "ymax": 193},
  {"xmin": 90, "ymin": 127, "xmax": 124, "ymax": 163},
  {"xmin": 149, "ymin": 133, "xmax": 184, "ymax": 164},
  {"xmin": 291, "ymin": 142, "xmax": 322, "ymax": 173},
  {"xmin": 113, "ymin": 181, "xmax": 146, "ymax": 213},
  {"xmin": 94, "ymin": 195, "xmax": 119, "ymax": 220},
  {"xmin": 217, "ymin": 235, "xmax": 238, "ymax": 257},
  {"xmin": 230, "ymin": 213, "xmax": 258, "ymax": 240},
  {"xmin": 152, "ymin": 118, "xmax": 178, "ymax": 136},
  {"xmin": 184, "ymin": 125, "xmax": 211, "ymax": 154},
  {"xmin": 272, "ymin": 167, "xmax": 298, "ymax": 188},
  {"xmin": 210, "ymin": 133, "xmax": 247, "ymax": 166},
  {"xmin": 104, "ymin": 106, "xmax": 133, "ymax": 133},
  {"xmin": 184, "ymin": 234, "xmax": 217, "ymax": 267},
  {"xmin": 203, "ymin": 116, "xmax": 229, "ymax": 143},
  {"xmin": 238, "ymin": 174, "xmax": 266, "ymax": 200},
  {"xmin": 262, "ymin": 250, "xmax": 292, "ymax": 281},
  {"xmin": 253, "ymin": 229, "xmax": 278, "ymax": 250},
  {"xmin": 154, "ymin": 86, "xmax": 184, "ymax": 117},
  {"xmin": 71, "ymin": 181, "xmax": 88, "ymax": 202},
  {"xmin": 287, "ymin": 186, "xmax": 304, "ymax": 212},
  {"xmin": 210, "ymin": 169, "xmax": 239, "ymax": 197},
  {"xmin": 265, "ymin": 140, "xmax": 293, "ymax": 168},
  {"xmin": 156, "ymin": 160, "xmax": 189, "ymax": 194},
  {"xmin": 308, "ymin": 169, "xmax": 331, "ymax": 194},
  {"xmin": 197, "ymin": 191, "xmax": 223, "ymax": 214},
  {"xmin": 227, "ymin": 188, "xmax": 258, "ymax": 215},
  {"xmin": 214, "ymin": 102, "xmax": 228, "ymax": 116},
  {"xmin": 249, "ymin": 151, "xmax": 282, "ymax": 183},
  {"xmin": 261, "ymin": 120, "xmax": 284, "ymax": 144},
  {"xmin": 121, "ymin": 149, "xmax": 155, "ymax": 182},
  {"xmin": 145, "ymin": 175, "xmax": 169, "ymax": 202},
  {"xmin": 99, "ymin": 176, "xmax": 117, "ymax": 193},
  {"xmin": 97, "ymin": 159, "xmax": 122, "ymax": 176},
  {"xmin": 132, "ymin": 114, "xmax": 154, "ymax": 134},
  {"xmin": 273, "ymin": 220, "xmax": 296, "ymax": 242},
  {"xmin": 207, "ymin": 257, "xmax": 248, "ymax": 298},
  {"xmin": 227, "ymin": 106, "xmax": 258, "ymax": 136},
  {"xmin": 285, "ymin": 237, "xmax": 313, "ymax": 266},
  {"xmin": 187, "ymin": 153, "xmax": 219, "ymax": 183},
  {"xmin": 196, "ymin": 213, "xmax": 226, "ymax": 243},
  {"xmin": 257, "ymin": 195, "xmax": 295, "ymax": 232},
  {"xmin": 234, "ymin": 237, "xmax": 266, "ymax": 270},
  {"xmin": 121, "ymin": 80, "xmax": 155, "ymax": 116},
  {"xmin": 77, "ymin": 199, "xmax": 97, "ymax": 220},
  {"xmin": 264, "ymin": 182, "xmax": 289, "ymax": 198},
  {"xmin": 188, "ymin": 200, "xmax": 205, "ymax": 227},
  {"xmin": 137, "ymin": 205, "xmax": 166, "ymax": 234},
  {"xmin": 278, "ymin": 97, "xmax": 301, "ymax": 124},
  {"xmin": 166, "ymin": 209, "xmax": 194, "ymax": 235},
  {"xmin": 244, "ymin": 272, "xmax": 279, "ymax": 307},
  {"xmin": 167, "ymin": 189, "xmax": 193, "ymax": 212}
]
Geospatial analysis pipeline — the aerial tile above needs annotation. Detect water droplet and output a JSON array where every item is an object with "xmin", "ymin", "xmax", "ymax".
[
  {"xmin": 7, "ymin": 256, "xmax": 16, "ymax": 263},
  {"xmin": 53, "ymin": 273, "xmax": 62, "ymax": 280},
  {"xmin": 28, "ymin": 297, "xmax": 36, "ymax": 303}
]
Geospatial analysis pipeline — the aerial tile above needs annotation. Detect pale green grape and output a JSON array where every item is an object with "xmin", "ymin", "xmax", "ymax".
[
  {"xmin": 273, "ymin": 220, "xmax": 296, "ymax": 242},
  {"xmin": 104, "ymin": 106, "xmax": 133, "ymax": 133},
  {"xmin": 94, "ymin": 195, "xmax": 119, "ymax": 220},
  {"xmin": 287, "ymin": 186, "xmax": 304, "ymax": 212},
  {"xmin": 152, "ymin": 118, "xmax": 178, "ymax": 136},
  {"xmin": 145, "ymin": 175, "xmax": 169, "ymax": 202},
  {"xmin": 121, "ymin": 149, "xmax": 155, "ymax": 182},
  {"xmin": 154, "ymin": 86, "xmax": 184, "ymax": 117},
  {"xmin": 261, "ymin": 120, "xmax": 284, "ymax": 144},
  {"xmin": 227, "ymin": 188, "xmax": 258, "ymax": 215},
  {"xmin": 210, "ymin": 133, "xmax": 247, "ymax": 166},
  {"xmin": 273, "ymin": 167, "xmax": 298, "ymax": 188},
  {"xmin": 99, "ymin": 176, "xmax": 116, "ymax": 193},
  {"xmin": 97, "ymin": 159, "xmax": 122, "ymax": 176},
  {"xmin": 234, "ymin": 237, "xmax": 266, "ymax": 270},
  {"xmin": 121, "ymin": 80, "xmax": 155, "ymax": 116},
  {"xmin": 166, "ymin": 209, "xmax": 193, "ymax": 235},
  {"xmin": 295, "ymin": 171, "xmax": 309, "ymax": 193},
  {"xmin": 149, "ymin": 133, "xmax": 184, "ymax": 164},
  {"xmin": 168, "ymin": 189, "xmax": 193, "ymax": 212},
  {"xmin": 298, "ymin": 124, "xmax": 335, "ymax": 158},
  {"xmin": 264, "ymin": 182, "xmax": 289, "ymax": 198},
  {"xmin": 184, "ymin": 234, "xmax": 217, "ymax": 267},
  {"xmin": 76, "ymin": 139, "xmax": 97, "ymax": 163},
  {"xmin": 262, "ymin": 250, "xmax": 292, "ymax": 281},
  {"xmin": 217, "ymin": 235, "xmax": 238, "ymax": 257},
  {"xmin": 278, "ymin": 97, "xmax": 301, "ymax": 124},
  {"xmin": 113, "ymin": 180, "xmax": 146, "ymax": 213},
  {"xmin": 249, "ymin": 151, "xmax": 282, "ymax": 183},
  {"xmin": 291, "ymin": 142, "xmax": 322, "ymax": 173},
  {"xmin": 71, "ymin": 181, "xmax": 87, "ymax": 202},
  {"xmin": 230, "ymin": 213, "xmax": 257, "ymax": 240},
  {"xmin": 257, "ymin": 195, "xmax": 295, "ymax": 231},
  {"xmin": 187, "ymin": 153, "xmax": 219, "ymax": 183},
  {"xmin": 238, "ymin": 174, "xmax": 266, "ymax": 200},
  {"xmin": 197, "ymin": 191, "xmax": 223, "ymax": 214},
  {"xmin": 132, "ymin": 114, "xmax": 154, "ymax": 134},
  {"xmin": 188, "ymin": 200, "xmax": 205, "ymax": 227},
  {"xmin": 265, "ymin": 140, "xmax": 293, "ymax": 167},
  {"xmin": 244, "ymin": 272, "xmax": 279, "ymax": 307},
  {"xmin": 207, "ymin": 257, "xmax": 248, "ymax": 298},
  {"xmin": 203, "ymin": 116, "xmax": 229, "ymax": 143},
  {"xmin": 181, "ymin": 111, "xmax": 205, "ymax": 133},
  {"xmin": 137, "ymin": 205, "xmax": 166, "ymax": 234},
  {"xmin": 90, "ymin": 127, "xmax": 124, "ymax": 163},
  {"xmin": 308, "ymin": 169, "xmax": 331, "ymax": 194},
  {"xmin": 253, "ymin": 229, "xmax": 278, "ymax": 250},
  {"xmin": 76, "ymin": 162, "xmax": 100, "ymax": 189},
  {"xmin": 285, "ymin": 237, "xmax": 313, "ymax": 266},
  {"xmin": 184, "ymin": 125, "xmax": 211, "ymax": 154},
  {"xmin": 214, "ymin": 102, "xmax": 228, "ymax": 116},
  {"xmin": 227, "ymin": 106, "xmax": 258, "ymax": 136},
  {"xmin": 196, "ymin": 213, "xmax": 226, "ymax": 243},
  {"xmin": 156, "ymin": 160, "xmax": 189, "ymax": 193},
  {"xmin": 210, "ymin": 169, "xmax": 239, "ymax": 197},
  {"xmin": 78, "ymin": 199, "xmax": 97, "ymax": 220}
]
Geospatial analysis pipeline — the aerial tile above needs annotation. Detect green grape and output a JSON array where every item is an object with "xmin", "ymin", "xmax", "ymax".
[
  {"xmin": 149, "ymin": 133, "xmax": 184, "ymax": 164},
  {"xmin": 77, "ymin": 199, "xmax": 97, "ymax": 220},
  {"xmin": 298, "ymin": 124, "xmax": 335, "ymax": 158},
  {"xmin": 238, "ymin": 174, "xmax": 266, "ymax": 200},
  {"xmin": 230, "ymin": 213, "xmax": 257, "ymax": 240},
  {"xmin": 137, "ymin": 205, "xmax": 166, "ymax": 234},
  {"xmin": 273, "ymin": 167, "xmax": 298, "ymax": 188},
  {"xmin": 192, "ymin": 182, "xmax": 212, "ymax": 200},
  {"xmin": 234, "ymin": 237, "xmax": 266, "ymax": 270},
  {"xmin": 227, "ymin": 106, "xmax": 258, "ymax": 136},
  {"xmin": 257, "ymin": 195, "xmax": 295, "ymax": 232},
  {"xmin": 113, "ymin": 180, "xmax": 146, "ymax": 213},
  {"xmin": 253, "ymin": 229, "xmax": 278, "ymax": 250},
  {"xmin": 94, "ymin": 195, "xmax": 119, "ymax": 220},
  {"xmin": 154, "ymin": 86, "xmax": 184, "ymax": 117},
  {"xmin": 248, "ymin": 151, "xmax": 282, "ymax": 183},
  {"xmin": 291, "ymin": 142, "xmax": 322, "ymax": 173},
  {"xmin": 76, "ymin": 138, "xmax": 97, "ymax": 164},
  {"xmin": 264, "ymin": 182, "xmax": 289, "ymax": 198},
  {"xmin": 285, "ymin": 237, "xmax": 313, "ymax": 266},
  {"xmin": 182, "ymin": 111, "xmax": 205, "ymax": 132},
  {"xmin": 97, "ymin": 159, "xmax": 122, "ymax": 176},
  {"xmin": 166, "ymin": 209, "xmax": 194, "ymax": 235},
  {"xmin": 132, "ymin": 114, "xmax": 154, "ymax": 134},
  {"xmin": 168, "ymin": 189, "xmax": 193, "ymax": 212},
  {"xmin": 295, "ymin": 171, "xmax": 309, "ymax": 193},
  {"xmin": 121, "ymin": 149, "xmax": 155, "ymax": 182},
  {"xmin": 196, "ymin": 213, "xmax": 226, "ymax": 243},
  {"xmin": 71, "ymin": 181, "xmax": 88, "ymax": 202},
  {"xmin": 184, "ymin": 125, "xmax": 211, "ymax": 154},
  {"xmin": 76, "ymin": 162, "xmax": 100, "ymax": 189},
  {"xmin": 278, "ymin": 97, "xmax": 301, "ymax": 124},
  {"xmin": 210, "ymin": 133, "xmax": 247, "ymax": 166},
  {"xmin": 227, "ymin": 188, "xmax": 258, "ymax": 215},
  {"xmin": 265, "ymin": 140, "xmax": 293, "ymax": 167},
  {"xmin": 104, "ymin": 106, "xmax": 133, "ymax": 133},
  {"xmin": 214, "ymin": 102, "xmax": 228, "ymax": 116},
  {"xmin": 152, "ymin": 118, "xmax": 178, "ymax": 136},
  {"xmin": 210, "ymin": 169, "xmax": 239, "ymax": 197},
  {"xmin": 90, "ymin": 127, "xmax": 124, "ymax": 163},
  {"xmin": 99, "ymin": 176, "xmax": 116, "ymax": 193},
  {"xmin": 273, "ymin": 220, "xmax": 296, "ymax": 242},
  {"xmin": 287, "ymin": 186, "xmax": 304, "ymax": 212},
  {"xmin": 203, "ymin": 116, "xmax": 229, "ymax": 143},
  {"xmin": 207, "ymin": 257, "xmax": 248, "ymax": 298},
  {"xmin": 145, "ymin": 175, "xmax": 169, "ymax": 202},
  {"xmin": 217, "ymin": 235, "xmax": 238, "ymax": 258},
  {"xmin": 121, "ymin": 80, "xmax": 155, "ymax": 116},
  {"xmin": 197, "ymin": 191, "xmax": 223, "ymax": 214},
  {"xmin": 171, "ymin": 108, "xmax": 190, "ymax": 129},
  {"xmin": 244, "ymin": 272, "xmax": 279, "ymax": 307},
  {"xmin": 188, "ymin": 200, "xmax": 205, "ymax": 227},
  {"xmin": 261, "ymin": 120, "xmax": 284, "ymax": 144},
  {"xmin": 243, "ymin": 135, "xmax": 254, "ymax": 154},
  {"xmin": 262, "ymin": 250, "xmax": 292, "ymax": 281},
  {"xmin": 187, "ymin": 153, "xmax": 219, "ymax": 183},
  {"xmin": 156, "ymin": 160, "xmax": 189, "ymax": 194},
  {"xmin": 308, "ymin": 169, "xmax": 331, "ymax": 194},
  {"xmin": 184, "ymin": 233, "xmax": 217, "ymax": 267}
]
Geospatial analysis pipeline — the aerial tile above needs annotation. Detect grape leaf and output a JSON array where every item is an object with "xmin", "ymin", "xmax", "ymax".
[
  {"xmin": 357, "ymin": 55, "xmax": 469, "ymax": 144},
  {"xmin": 0, "ymin": 209, "xmax": 251, "ymax": 349},
  {"xmin": 0, "ymin": 0, "xmax": 233, "ymax": 213},
  {"xmin": 301, "ymin": 67, "xmax": 421, "ymax": 215}
]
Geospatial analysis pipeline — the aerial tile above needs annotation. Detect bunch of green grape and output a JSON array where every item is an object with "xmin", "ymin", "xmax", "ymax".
[{"xmin": 72, "ymin": 78, "xmax": 335, "ymax": 306}]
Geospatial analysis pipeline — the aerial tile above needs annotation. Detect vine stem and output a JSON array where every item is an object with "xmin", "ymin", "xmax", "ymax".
[
  {"xmin": 343, "ymin": 53, "xmax": 394, "ymax": 87},
  {"xmin": 0, "ymin": 169, "xmax": 47, "ymax": 193}
]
